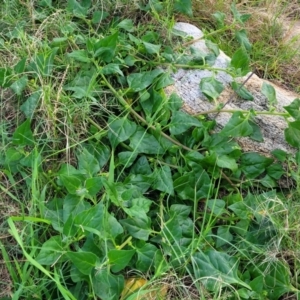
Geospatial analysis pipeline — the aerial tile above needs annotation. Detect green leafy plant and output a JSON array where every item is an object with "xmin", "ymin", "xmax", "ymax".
[{"xmin": 1, "ymin": 1, "xmax": 300, "ymax": 299}]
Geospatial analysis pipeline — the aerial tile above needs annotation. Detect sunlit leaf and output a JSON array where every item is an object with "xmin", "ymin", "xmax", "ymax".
[
  {"xmin": 220, "ymin": 112, "xmax": 253, "ymax": 137},
  {"xmin": 108, "ymin": 116, "xmax": 137, "ymax": 148},
  {"xmin": 230, "ymin": 47, "xmax": 250, "ymax": 76},
  {"xmin": 93, "ymin": 269, "xmax": 124, "ymax": 300},
  {"xmin": 127, "ymin": 69, "xmax": 163, "ymax": 92},
  {"xmin": 192, "ymin": 250, "xmax": 251, "ymax": 291},
  {"xmin": 200, "ymin": 77, "xmax": 224, "ymax": 101},
  {"xmin": 12, "ymin": 119, "xmax": 35, "ymax": 146},
  {"xmin": 67, "ymin": 251, "xmax": 97, "ymax": 275},
  {"xmin": 284, "ymin": 98, "xmax": 300, "ymax": 120},
  {"xmin": 169, "ymin": 111, "xmax": 202, "ymax": 135},
  {"xmin": 262, "ymin": 82, "xmax": 277, "ymax": 105}
]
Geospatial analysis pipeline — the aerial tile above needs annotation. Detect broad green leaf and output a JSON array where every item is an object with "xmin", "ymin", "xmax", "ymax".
[
  {"xmin": 228, "ymin": 201, "xmax": 250, "ymax": 219},
  {"xmin": 120, "ymin": 216, "xmax": 152, "ymax": 241},
  {"xmin": 12, "ymin": 119, "xmax": 35, "ymax": 146},
  {"xmin": 5, "ymin": 148, "xmax": 24, "ymax": 164},
  {"xmin": 67, "ymin": 251, "xmax": 97, "ymax": 275},
  {"xmin": 136, "ymin": 243, "xmax": 158, "ymax": 272},
  {"xmin": 139, "ymin": 89, "xmax": 163, "ymax": 118},
  {"xmin": 283, "ymin": 98, "xmax": 300, "ymax": 121},
  {"xmin": 127, "ymin": 69, "xmax": 163, "ymax": 92},
  {"xmin": 192, "ymin": 250, "xmax": 251, "ymax": 291},
  {"xmin": 241, "ymin": 152, "xmax": 273, "ymax": 179},
  {"xmin": 174, "ymin": 168, "xmax": 211, "ymax": 201},
  {"xmin": 213, "ymin": 12, "xmax": 226, "ymax": 28},
  {"xmin": 130, "ymin": 156, "xmax": 152, "ymax": 175},
  {"xmin": 106, "ymin": 214, "xmax": 124, "ymax": 239},
  {"xmin": 93, "ymin": 269, "xmax": 124, "ymax": 300},
  {"xmin": 231, "ymin": 81, "xmax": 253, "ymax": 100},
  {"xmin": 143, "ymin": 41, "xmax": 161, "ymax": 55},
  {"xmin": 129, "ymin": 127, "xmax": 164, "ymax": 154},
  {"xmin": 162, "ymin": 205, "xmax": 193, "ymax": 242},
  {"xmin": 67, "ymin": 0, "xmax": 91, "ymax": 17},
  {"xmin": 267, "ymin": 163, "xmax": 284, "ymax": 180},
  {"xmin": 249, "ymin": 120, "xmax": 264, "ymax": 142},
  {"xmin": 231, "ymin": 219, "xmax": 249, "ymax": 236},
  {"xmin": 217, "ymin": 155, "xmax": 238, "ymax": 171},
  {"xmin": 70, "ymin": 264, "xmax": 88, "ymax": 283},
  {"xmin": 174, "ymin": 0, "xmax": 193, "ymax": 16},
  {"xmin": 67, "ymin": 50, "xmax": 91, "ymax": 63},
  {"xmin": 169, "ymin": 111, "xmax": 202, "ymax": 135},
  {"xmin": 117, "ymin": 151, "xmax": 138, "ymax": 168},
  {"xmin": 78, "ymin": 203, "xmax": 123, "ymax": 239},
  {"xmin": 235, "ymin": 29, "xmax": 252, "ymax": 50},
  {"xmin": 20, "ymin": 90, "xmax": 41, "ymax": 119},
  {"xmin": 102, "ymin": 180, "xmax": 120, "ymax": 206},
  {"xmin": 60, "ymin": 175, "xmax": 82, "ymax": 195},
  {"xmin": 36, "ymin": 236, "xmax": 65, "ymax": 265},
  {"xmin": 155, "ymin": 72, "xmax": 174, "ymax": 89},
  {"xmin": 260, "ymin": 174, "xmax": 276, "ymax": 188},
  {"xmin": 92, "ymin": 11, "xmax": 109, "ymax": 24},
  {"xmin": 77, "ymin": 148, "xmax": 100, "ymax": 176},
  {"xmin": 61, "ymin": 194, "xmax": 87, "ymax": 224},
  {"xmin": 271, "ymin": 149, "xmax": 287, "ymax": 162},
  {"xmin": 10, "ymin": 76, "xmax": 28, "ymax": 95},
  {"xmin": 125, "ymin": 174, "xmax": 151, "ymax": 193},
  {"xmin": 205, "ymin": 40, "xmax": 220, "ymax": 56},
  {"xmin": 264, "ymin": 262, "xmax": 294, "ymax": 300},
  {"xmin": 29, "ymin": 47, "xmax": 58, "ymax": 77},
  {"xmin": 200, "ymin": 77, "xmax": 224, "ymax": 101},
  {"xmin": 262, "ymin": 82, "xmax": 277, "ymax": 105},
  {"xmin": 230, "ymin": 47, "xmax": 250, "ymax": 76},
  {"xmin": 249, "ymin": 275, "xmax": 264, "ymax": 295},
  {"xmin": 230, "ymin": 2, "xmax": 251, "ymax": 24},
  {"xmin": 220, "ymin": 111, "xmax": 253, "ymax": 137},
  {"xmin": 124, "ymin": 55, "xmax": 137, "ymax": 66},
  {"xmin": 117, "ymin": 19, "xmax": 134, "ymax": 32},
  {"xmin": 285, "ymin": 121, "xmax": 300, "ymax": 147},
  {"xmin": 123, "ymin": 197, "xmax": 152, "ymax": 219},
  {"xmin": 14, "ymin": 57, "xmax": 27, "ymax": 73},
  {"xmin": 108, "ymin": 116, "xmax": 137, "ymax": 148},
  {"xmin": 101, "ymin": 63, "xmax": 124, "ymax": 76},
  {"xmin": 64, "ymin": 86, "xmax": 94, "ymax": 99},
  {"xmin": 152, "ymin": 165, "xmax": 174, "ymax": 195},
  {"xmin": 207, "ymin": 199, "xmax": 226, "ymax": 216},
  {"xmin": 93, "ymin": 31, "xmax": 119, "ymax": 63},
  {"xmin": 108, "ymin": 249, "xmax": 135, "ymax": 272},
  {"xmin": 85, "ymin": 177, "xmax": 103, "ymax": 196},
  {"xmin": 216, "ymin": 226, "xmax": 233, "ymax": 248},
  {"xmin": 169, "ymin": 204, "xmax": 191, "ymax": 220},
  {"xmin": 167, "ymin": 93, "xmax": 183, "ymax": 112}
]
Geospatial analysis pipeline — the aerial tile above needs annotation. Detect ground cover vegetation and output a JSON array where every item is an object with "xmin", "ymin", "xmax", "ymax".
[{"xmin": 1, "ymin": 0, "xmax": 300, "ymax": 299}]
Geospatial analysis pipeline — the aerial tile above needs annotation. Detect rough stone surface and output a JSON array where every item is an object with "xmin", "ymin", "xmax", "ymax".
[{"xmin": 165, "ymin": 22, "xmax": 299, "ymax": 154}]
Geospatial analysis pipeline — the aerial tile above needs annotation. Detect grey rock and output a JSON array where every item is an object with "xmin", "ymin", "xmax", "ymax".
[{"xmin": 165, "ymin": 22, "xmax": 298, "ymax": 154}]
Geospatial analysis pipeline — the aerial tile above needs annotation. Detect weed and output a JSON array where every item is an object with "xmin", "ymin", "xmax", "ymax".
[{"xmin": 1, "ymin": 1, "xmax": 300, "ymax": 300}]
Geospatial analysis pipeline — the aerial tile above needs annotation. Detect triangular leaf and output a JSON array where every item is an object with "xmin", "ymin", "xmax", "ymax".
[
  {"xmin": 67, "ymin": 251, "xmax": 97, "ymax": 275},
  {"xmin": 200, "ymin": 77, "xmax": 224, "ymax": 101},
  {"xmin": 220, "ymin": 112, "xmax": 253, "ymax": 137},
  {"xmin": 12, "ymin": 119, "xmax": 35, "ymax": 146},
  {"xmin": 169, "ymin": 111, "xmax": 202, "ymax": 135}
]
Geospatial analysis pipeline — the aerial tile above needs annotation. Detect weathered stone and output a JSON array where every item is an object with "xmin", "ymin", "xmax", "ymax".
[{"xmin": 165, "ymin": 22, "xmax": 299, "ymax": 154}]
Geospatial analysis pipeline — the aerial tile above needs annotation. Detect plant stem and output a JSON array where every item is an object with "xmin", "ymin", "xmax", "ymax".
[
  {"xmin": 99, "ymin": 72, "xmax": 193, "ymax": 152},
  {"xmin": 194, "ymin": 108, "xmax": 290, "ymax": 117}
]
